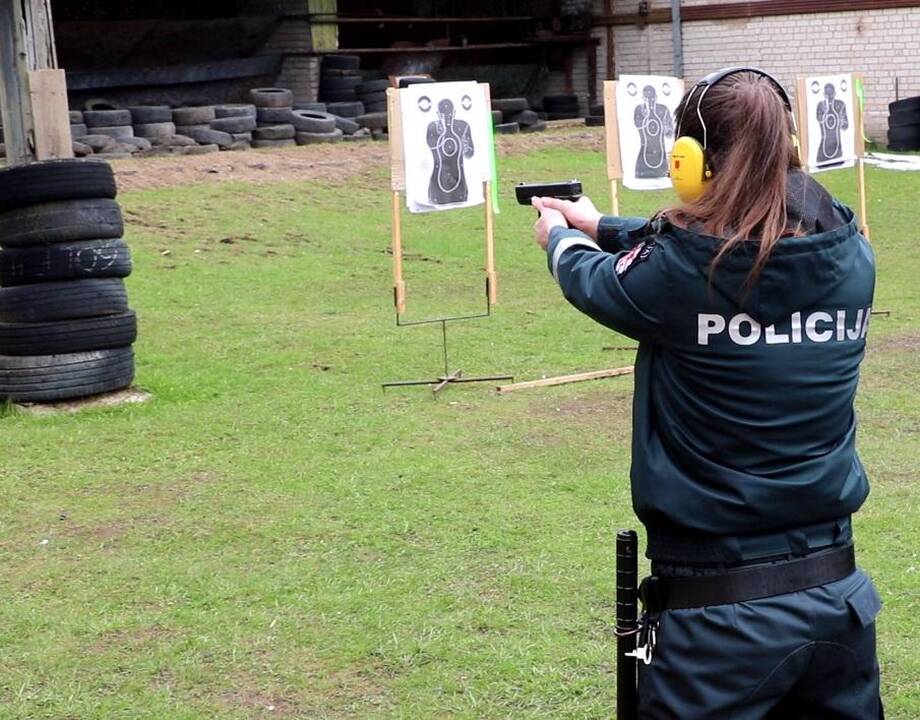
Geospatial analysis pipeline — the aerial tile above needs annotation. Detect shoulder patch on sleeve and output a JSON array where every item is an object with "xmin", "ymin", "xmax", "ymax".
[{"xmin": 615, "ymin": 240, "xmax": 657, "ymax": 276}]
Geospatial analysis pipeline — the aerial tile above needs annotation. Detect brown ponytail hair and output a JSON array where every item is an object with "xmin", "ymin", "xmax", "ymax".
[{"xmin": 667, "ymin": 71, "xmax": 802, "ymax": 285}]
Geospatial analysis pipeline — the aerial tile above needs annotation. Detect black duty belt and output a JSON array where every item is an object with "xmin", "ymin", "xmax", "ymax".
[{"xmin": 639, "ymin": 544, "xmax": 856, "ymax": 613}]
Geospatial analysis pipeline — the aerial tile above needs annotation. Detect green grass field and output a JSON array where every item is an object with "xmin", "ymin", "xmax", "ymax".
[{"xmin": 1, "ymin": 136, "xmax": 917, "ymax": 719}]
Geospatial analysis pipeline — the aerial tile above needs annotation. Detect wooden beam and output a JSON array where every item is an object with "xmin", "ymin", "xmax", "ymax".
[
  {"xmin": 496, "ymin": 366, "xmax": 634, "ymax": 393},
  {"xmin": 0, "ymin": 0, "xmax": 35, "ymax": 164},
  {"xmin": 0, "ymin": 0, "xmax": 71, "ymax": 164}
]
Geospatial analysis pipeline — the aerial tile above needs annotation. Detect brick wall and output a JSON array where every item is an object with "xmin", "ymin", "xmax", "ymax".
[{"xmin": 588, "ymin": 3, "xmax": 920, "ymax": 142}]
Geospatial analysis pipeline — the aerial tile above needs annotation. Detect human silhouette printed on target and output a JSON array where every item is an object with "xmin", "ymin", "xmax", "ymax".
[
  {"xmin": 816, "ymin": 81, "xmax": 849, "ymax": 164},
  {"xmin": 426, "ymin": 98, "xmax": 474, "ymax": 205},
  {"xmin": 633, "ymin": 84, "xmax": 674, "ymax": 178}
]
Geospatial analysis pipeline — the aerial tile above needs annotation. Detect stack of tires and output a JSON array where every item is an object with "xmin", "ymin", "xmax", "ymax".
[
  {"xmin": 888, "ymin": 96, "xmax": 920, "ymax": 151},
  {"xmin": 543, "ymin": 94, "xmax": 582, "ymax": 120},
  {"xmin": 492, "ymin": 98, "xmax": 546, "ymax": 134},
  {"xmin": 319, "ymin": 55, "xmax": 362, "ymax": 105},
  {"xmin": 250, "ymin": 88, "xmax": 296, "ymax": 148},
  {"xmin": 0, "ymin": 160, "xmax": 136, "ymax": 403}
]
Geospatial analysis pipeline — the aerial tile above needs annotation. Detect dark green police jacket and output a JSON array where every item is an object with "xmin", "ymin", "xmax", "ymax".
[{"xmin": 545, "ymin": 176, "xmax": 875, "ymax": 563}]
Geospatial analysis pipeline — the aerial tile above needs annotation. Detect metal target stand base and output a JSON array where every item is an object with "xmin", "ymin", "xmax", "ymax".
[{"xmin": 382, "ymin": 285, "xmax": 513, "ymax": 396}]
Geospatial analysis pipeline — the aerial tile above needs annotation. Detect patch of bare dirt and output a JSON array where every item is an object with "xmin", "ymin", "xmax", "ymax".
[
  {"xmin": 867, "ymin": 330, "xmax": 920, "ymax": 353},
  {"xmin": 541, "ymin": 386, "xmax": 633, "ymax": 420},
  {"xmin": 107, "ymin": 127, "xmax": 604, "ymax": 192}
]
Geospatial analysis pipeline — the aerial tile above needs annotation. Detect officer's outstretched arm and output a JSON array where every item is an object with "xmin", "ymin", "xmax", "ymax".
[{"xmin": 546, "ymin": 227, "xmax": 666, "ymax": 342}]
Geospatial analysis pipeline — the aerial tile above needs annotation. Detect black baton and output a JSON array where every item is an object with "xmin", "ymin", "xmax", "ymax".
[{"xmin": 616, "ymin": 529, "xmax": 639, "ymax": 719}]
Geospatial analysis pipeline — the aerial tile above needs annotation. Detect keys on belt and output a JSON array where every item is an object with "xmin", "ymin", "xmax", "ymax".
[{"xmin": 625, "ymin": 614, "xmax": 659, "ymax": 665}]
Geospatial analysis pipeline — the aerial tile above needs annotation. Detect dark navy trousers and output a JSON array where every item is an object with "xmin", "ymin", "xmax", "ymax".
[{"xmin": 637, "ymin": 569, "xmax": 883, "ymax": 719}]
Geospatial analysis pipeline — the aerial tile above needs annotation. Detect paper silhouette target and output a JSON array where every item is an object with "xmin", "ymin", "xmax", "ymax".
[
  {"xmin": 614, "ymin": 75, "xmax": 683, "ymax": 190},
  {"xmin": 804, "ymin": 74, "xmax": 856, "ymax": 172},
  {"xmin": 401, "ymin": 82, "xmax": 490, "ymax": 213}
]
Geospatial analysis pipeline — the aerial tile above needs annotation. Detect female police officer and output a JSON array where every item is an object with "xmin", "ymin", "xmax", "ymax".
[{"xmin": 532, "ymin": 68, "xmax": 882, "ymax": 719}]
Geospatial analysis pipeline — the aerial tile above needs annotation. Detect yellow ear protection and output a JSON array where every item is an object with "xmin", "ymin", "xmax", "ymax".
[{"xmin": 669, "ymin": 66, "xmax": 797, "ymax": 203}]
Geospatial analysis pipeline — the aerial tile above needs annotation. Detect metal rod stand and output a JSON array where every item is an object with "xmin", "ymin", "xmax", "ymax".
[{"xmin": 382, "ymin": 285, "xmax": 513, "ymax": 396}]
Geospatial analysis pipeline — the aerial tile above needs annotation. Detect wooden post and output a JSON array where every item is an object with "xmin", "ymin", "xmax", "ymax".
[
  {"xmin": 391, "ymin": 190, "xmax": 406, "ymax": 313},
  {"xmin": 603, "ymin": 81, "xmax": 623, "ymax": 215},
  {"xmin": 485, "ymin": 180, "xmax": 497, "ymax": 304},
  {"xmin": 386, "ymin": 86, "xmax": 407, "ymax": 314},
  {"xmin": 794, "ymin": 77, "xmax": 810, "ymax": 172},
  {"xmin": 854, "ymin": 73, "xmax": 870, "ymax": 239},
  {"xmin": 0, "ymin": 0, "xmax": 71, "ymax": 165},
  {"xmin": 481, "ymin": 82, "xmax": 497, "ymax": 304}
]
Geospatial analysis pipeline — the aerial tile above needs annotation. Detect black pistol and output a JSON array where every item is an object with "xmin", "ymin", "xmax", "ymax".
[{"xmin": 515, "ymin": 179, "xmax": 583, "ymax": 207}]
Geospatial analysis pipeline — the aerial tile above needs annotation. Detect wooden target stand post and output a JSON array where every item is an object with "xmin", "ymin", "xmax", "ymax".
[
  {"xmin": 795, "ymin": 74, "xmax": 871, "ymax": 239},
  {"xmin": 603, "ymin": 80, "xmax": 623, "ymax": 215},
  {"xmin": 382, "ymin": 83, "xmax": 513, "ymax": 395}
]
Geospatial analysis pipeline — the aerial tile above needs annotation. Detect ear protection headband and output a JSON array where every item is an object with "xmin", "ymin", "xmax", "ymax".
[{"xmin": 669, "ymin": 66, "xmax": 797, "ymax": 203}]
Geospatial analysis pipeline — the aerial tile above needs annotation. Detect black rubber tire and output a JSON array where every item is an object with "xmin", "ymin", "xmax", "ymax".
[
  {"xmin": 253, "ymin": 124, "xmax": 296, "ymax": 140},
  {"xmin": 492, "ymin": 98, "xmax": 528, "ymax": 114},
  {"xmin": 211, "ymin": 116, "xmax": 257, "ymax": 133},
  {"xmin": 357, "ymin": 90, "xmax": 387, "ymax": 105},
  {"xmin": 0, "ymin": 312, "xmax": 137, "ymax": 355},
  {"xmin": 888, "ymin": 124, "xmax": 920, "ymax": 143},
  {"xmin": 356, "ymin": 112, "xmax": 388, "ymax": 130},
  {"xmin": 363, "ymin": 102, "xmax": 387, "ymax": 114},
  {"xmin": 251, "ymin": 138, "xmax": 296, "ymax": 149},
  {"xmin": 334, "ymin": 116, "xmax": 360, "ymax": 134},
  {"xmin": 255, "ymin": 107, "xmax": 294, "ymax": 124},
  {"xmin": 172, "ymin": 106, "xmax": 216, "ymax": 125},
  {"xmin": 0, "ymin": 347, "xmax": 134, "ymax": 402},
  {"xmin": 0, "ymin": 239, "xmax": 131, "ymax": 285},
  {"xmin": 543, "ymin": 94, "xmax": 578, "ymax": 106},
  {"xmin": 0, "ymin": 162, "xmax": 117, "ymax": 214},
  {"xmin": 326, "ymin": 101, "xmax": 364, "ymax": 118},
  {"xmin": 0, "ymin": 198, "xmax": 120, "ymax": 249},
  {"xmin": 320, "ymin": 68, "xmax": 361, "ymax": 79},
  {"xmin": 356, "ymin": 79, "xmax": 390, "ymax": 94},
  {"xmin": 214, "ymin": 104, "xmax": 256, "ymax": 119},
  {"xmin": 70, "ymin": 123, "xmax": 89, "ymax": 138},
  {"xmin": 495, "ymin": 122, "xmax": 520, "ymax": 134},
  {"xmin": 83, "ymin": 99, "xmax": 119, "ymax": 111},
  {"xmin": 69, "ymin": 111, "xmax": 84, "ymax": 124},
  {"xmin": 129, "ymin": 106, "xmax": 172, "ymax": 124},
  {"xmin": 290, "ymin": 110, "xmax": 336, "ymax": 133},
  {"xmin": 521, "ymin": 121, "xmax": 548, "ymax": 133},
  {"xmin": 249, "ymin": 88, "xmax": 294, "ymax": 108},
  {"xmin": 294, "ymin": 102, "xmax": 327, "ymax": 113},
  {"xmin": 321, "ymin": 76, "xmax": 361, "ymax": 92},
  {"xmin": 585, "ymin": 115, "xmax": 605, "ymax": 127},
  {"xmin": 507, "ymin": 110, "xmax": 539, "ymax": 126},
  {"xmin": 84, "ymin": 109, "xmax": 132, "ymax": 128},
  {"xmin": 889, "ymin": 96, "xmax": 920, "ymax": 114},
  {"xmin": 134, "ymin": 122, "xmax": 176, "ymax": 140},
  {"xmin": 181, "ymin": 127, "xmax": 233, "ymax": 149},
  {"xmin": 0, "ymin": 279, "xmax": 128, "ymax": 322},
  {"xmin": 322, "ymin": 55, "xmax": 360, "ymax": 71},
  {"xmin": 888, "ymin": 109, "xmax": 920, "ymax": 128},
  {"xmin": 295, "ymin": 129, "xmax": 344, "ymax": 145},
  {"xmin": 320, "ymin": 92, "xmax": 358, "ymax": 103}
]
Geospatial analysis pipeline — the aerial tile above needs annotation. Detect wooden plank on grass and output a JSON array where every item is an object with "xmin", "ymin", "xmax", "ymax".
[{"xmin": 496, "ymin": 366, "xmax": 634, "ymax": 393}]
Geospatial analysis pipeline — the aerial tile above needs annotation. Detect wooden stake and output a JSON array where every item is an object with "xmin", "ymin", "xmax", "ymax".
[
  {"xmin": 496, "ymin": 366, "xmax": 634, "ymax": 393},
  {"xmin": 854, "ymin": 73, "xmax": 870, "ymax": 239},
  {"xmin": 484, "ymin": 180, "xmax": 497, "ymax": 304},
  {"xmin": 794, "ymin": 77, "xmax": 810, "ymax": 172},
  {"xmin": 391, "ymin": 190, "xmax": 406, "ymax": 314},
  {"xmin": 610, "ymin": 178, "xmax": 620, "ymax": 216}
]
